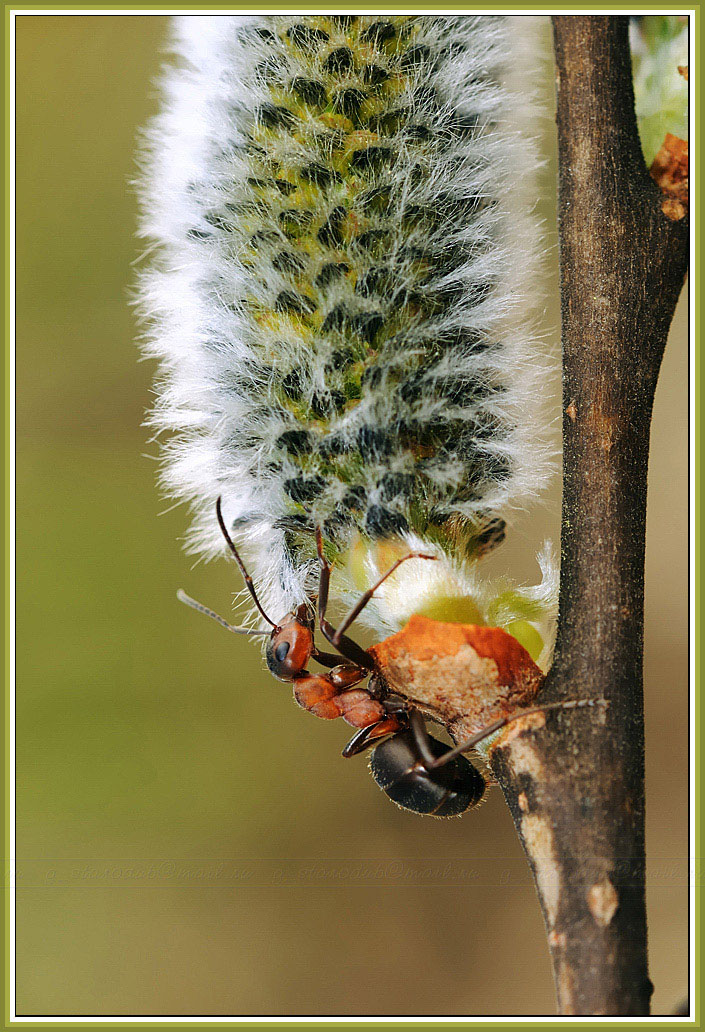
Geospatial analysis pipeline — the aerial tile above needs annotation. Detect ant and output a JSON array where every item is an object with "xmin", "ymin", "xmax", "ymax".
[{"xmin": 178, "ymin": 498, "xmax": 602, "ymax": 817}]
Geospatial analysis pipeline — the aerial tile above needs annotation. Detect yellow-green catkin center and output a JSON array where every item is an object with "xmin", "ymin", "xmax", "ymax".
[{"xmin": 229, "ymin": 16, "xmax": 510, "ymax": 569}]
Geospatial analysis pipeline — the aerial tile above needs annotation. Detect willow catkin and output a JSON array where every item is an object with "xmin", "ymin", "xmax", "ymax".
[{"xmin": 139, "ymin": 15, "xmax": 557, "ymax": 652}]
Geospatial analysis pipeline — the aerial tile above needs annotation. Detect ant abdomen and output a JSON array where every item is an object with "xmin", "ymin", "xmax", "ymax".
[{"xmin": 370, "ymin": 729, "xmax": 486, "ymax": 817}]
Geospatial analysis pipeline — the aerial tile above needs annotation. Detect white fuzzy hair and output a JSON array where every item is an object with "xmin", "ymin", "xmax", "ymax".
[{"xmin": 137, "ymin": 15, "xmax": 557, "ymax": 634}]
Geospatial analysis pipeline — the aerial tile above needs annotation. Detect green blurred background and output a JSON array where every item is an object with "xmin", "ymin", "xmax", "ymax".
[{"xmin": 15, "ymin": 15, "xmax": 689, "ymax": 1017}]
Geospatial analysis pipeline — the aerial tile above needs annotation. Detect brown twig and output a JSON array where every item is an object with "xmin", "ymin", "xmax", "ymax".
[{"xmin": 488, "ymin": 17, "xmax": 688, "ymax": 1015}]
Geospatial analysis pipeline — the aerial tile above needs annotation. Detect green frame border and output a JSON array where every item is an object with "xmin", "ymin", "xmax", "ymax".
[{"xmin": 3, "ymin": 4, "xmax": 699, "ymax": 1028}]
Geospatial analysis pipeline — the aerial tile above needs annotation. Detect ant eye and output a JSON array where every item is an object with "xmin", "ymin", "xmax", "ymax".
[{"xmin": 275, "ymin": 641, "xmax": 290, "ymax": 664}]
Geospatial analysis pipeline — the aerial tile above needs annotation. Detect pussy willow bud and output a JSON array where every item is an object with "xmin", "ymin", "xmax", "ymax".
[{"xmin": 139, "ymin": 15, "xmax": 557, "ymax": 657}]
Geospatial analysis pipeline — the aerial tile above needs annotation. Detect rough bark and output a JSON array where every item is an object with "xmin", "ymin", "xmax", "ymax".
[{"xmin": 489, "ymin": 17, "xmax": 688, "ymax": 1015}]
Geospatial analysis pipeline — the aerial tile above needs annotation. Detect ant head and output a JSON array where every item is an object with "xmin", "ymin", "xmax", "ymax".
[
  {"xmin": 265, "ymin": 604, "xmax": 314, "ymax": 682},
  {"xmin": 369, "ymin": 730, "xmax": 486, "ymax": 817}
]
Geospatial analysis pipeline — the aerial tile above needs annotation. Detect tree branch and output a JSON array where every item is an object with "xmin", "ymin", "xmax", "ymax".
[{"xmin": 489, "ymin": 17, "xmax": 688, "ymax": 1016}]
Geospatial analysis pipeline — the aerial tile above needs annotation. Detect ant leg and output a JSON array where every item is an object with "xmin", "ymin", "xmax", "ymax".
[
  {"xmin": 427, "ymin": 698, "xmax": 608, "ymax": 771},
  {"xmin": 177, "ymin": 590, "xmax": 270, "ymax": 637},
  {"xmin": 316, "ymin": 529, "xmax": 374, "ymax": 670},
  {"xmin": 308, "ymin": 592, "xmax": 346, "ymax": 668},
  {"xmin": 406, "ymin": 708, "xmax": 442, "ymax": 769},
  {"xmin": 305, "ymin": 592, "xmax": 347, "ymax": 668},
  {"xmin": 310, "ymin": 648, "xmax": 346, "ymax": 669},
  {"xmin": 342, "ymin": 714, "xmax": 404, "ymax": 758},
  {"xmin": 332, "ymin": 552, "xmax": 436, "ymax": 645}
]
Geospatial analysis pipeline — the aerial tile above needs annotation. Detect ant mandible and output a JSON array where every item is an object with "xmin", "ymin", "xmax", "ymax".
[{"xmin": 178, "ymin": 498, "xmax": 599, "ymax": 817}]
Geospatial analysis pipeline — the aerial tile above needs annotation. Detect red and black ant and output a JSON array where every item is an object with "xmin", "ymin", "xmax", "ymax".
[{"xmin": 178, "ymin": 498, "xmax": 601, "ymax": 817}]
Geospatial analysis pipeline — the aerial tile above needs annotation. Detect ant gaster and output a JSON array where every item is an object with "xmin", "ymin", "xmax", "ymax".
[{"xmin": 178, "ymin": 498, "xmax": 602, "ymax": 817}]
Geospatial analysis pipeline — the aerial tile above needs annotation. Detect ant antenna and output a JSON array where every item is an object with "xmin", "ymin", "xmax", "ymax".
[
  {"xmin": 429, "ymin": 698, "xmax": 609, "ymax": 770},
  {"xmin": 177, "ymin": 590, "xmax": 269, "ymax": 636},
  {"xmin": 215, "ymin": 496, "xmax": 277, "ymax": 628}
]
